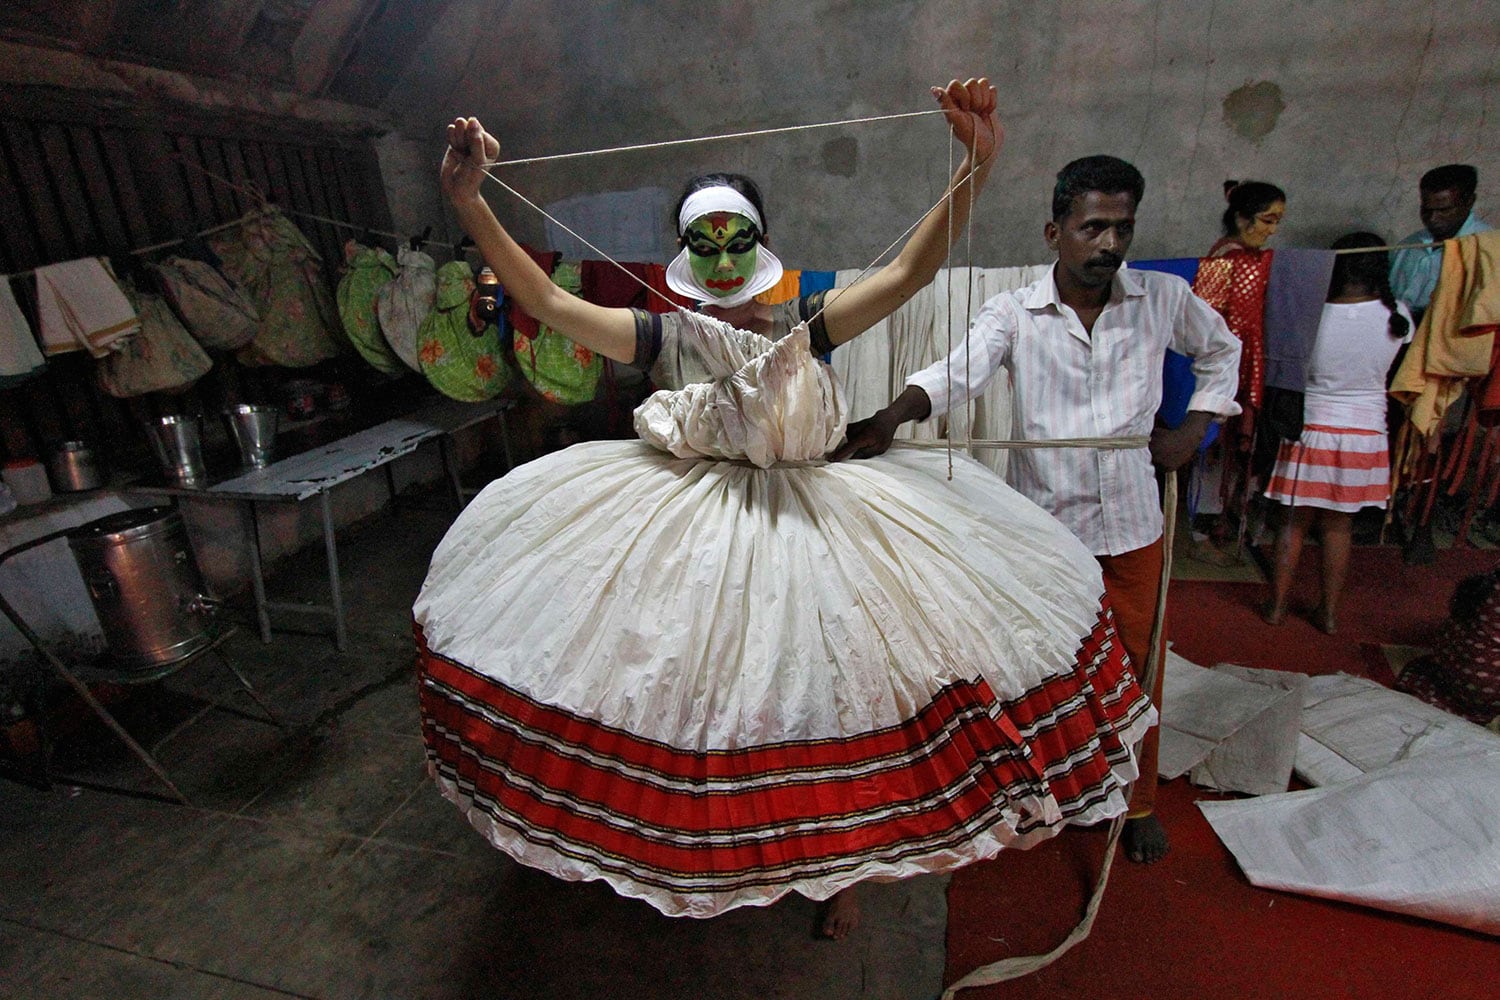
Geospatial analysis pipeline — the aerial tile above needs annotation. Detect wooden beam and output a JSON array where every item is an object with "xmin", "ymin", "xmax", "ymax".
[{"xmin": 289, "ymin": 0, "xmax": 376, "ymax": 98}]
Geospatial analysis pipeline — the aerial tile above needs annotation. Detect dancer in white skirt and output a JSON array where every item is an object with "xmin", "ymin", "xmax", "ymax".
[
  {"xmin": 1263, "ymin": 233, "xmax": 1414, "ymax": 633},
  {"xmin": 415, "ymin": 95, "xmax": 1154, "ymax": 930}
]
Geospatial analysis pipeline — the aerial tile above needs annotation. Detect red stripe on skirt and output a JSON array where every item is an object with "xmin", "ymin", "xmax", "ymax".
[
  {"xmin": 1264, "ymin": 475, "xmax": 1389, "ymax": 504},
  {"xmin": 1282, "ymin": 444, "xmax": 1389, "ymax": 470},
  {"xmin": 413, "ymin": 604, "xmax": 1149, "ymax": 880}
]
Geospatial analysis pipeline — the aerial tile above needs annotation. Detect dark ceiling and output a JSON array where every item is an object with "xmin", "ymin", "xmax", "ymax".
[{"xmin": 0, "ymin": 0, "xmax": 451, "ymax": 107}]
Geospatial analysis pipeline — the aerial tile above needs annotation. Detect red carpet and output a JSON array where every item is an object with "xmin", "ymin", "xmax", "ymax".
[{"xmin": 944, "ymin": 544, "xmax": 1500, "ymax": 999}]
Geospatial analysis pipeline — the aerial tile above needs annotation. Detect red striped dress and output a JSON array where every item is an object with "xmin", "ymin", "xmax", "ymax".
[{"xmin": 1265, "ymin": 299, "xmax": 1413, "ymax": 513}]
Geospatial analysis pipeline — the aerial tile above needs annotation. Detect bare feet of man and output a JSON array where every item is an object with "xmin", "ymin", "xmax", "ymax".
[
  {"xmin": 1124, "ymin": 814, "xmax": 1170, "ymax": 864},
  {"xmin": 817, "ymin": 887, "xmax": 861, "ymax": 940}
]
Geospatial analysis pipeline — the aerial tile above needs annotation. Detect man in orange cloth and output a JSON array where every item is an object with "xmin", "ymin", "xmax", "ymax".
[{"xmin": 835, "ymin": 156, "xmax": 1242, "ymax": 863}]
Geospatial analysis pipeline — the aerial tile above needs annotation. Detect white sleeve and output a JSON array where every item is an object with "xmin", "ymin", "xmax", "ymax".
[
  {"xmin": 904, "ymin": 294, "xmax": 1015, "ymax": 419},
  {"xmin": 1172, "ymin": 284, "xmax": 1243, "ymax": 418}
]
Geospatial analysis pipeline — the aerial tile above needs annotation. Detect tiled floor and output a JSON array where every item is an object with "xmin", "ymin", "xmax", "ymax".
[{"xmin": 0, "ymin": 501, "xmax": 947, "ymax": 1000}]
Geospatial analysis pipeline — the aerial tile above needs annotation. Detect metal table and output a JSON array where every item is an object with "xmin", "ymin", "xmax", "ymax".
[{"xmin": 129, "ymin": 397, "xmax": 513, "ymax": 651}]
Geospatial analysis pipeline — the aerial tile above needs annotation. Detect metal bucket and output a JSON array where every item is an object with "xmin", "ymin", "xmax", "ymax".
[
  {"xmin": 67, "ymin": 506, "xmax": 217, "ymax": 669},
  {"xmin": 148, "ymin": 415, "xmax": 206, "ymax": 487}
]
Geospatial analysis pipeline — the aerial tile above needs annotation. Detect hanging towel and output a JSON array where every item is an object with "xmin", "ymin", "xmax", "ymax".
[
  {"xmin": 0, "ymin": 279, "xmax": 45, "ymax": 386},
  {"xmin": 579, "ymin": 260, "xmax": 655, "ymax": 309},
  {"xmin": 1263, "ymin": 248, "xmax": 1337, "ymax": 392},
  {"xmin": 1392, "ymin": 230, "xmax": 1500, "ymax": 435},
  {"xmin": 754, "ymin": 268, "xmax": 802, "ymax": 306},
  {"xmin": 155, "ymin": 256, "xmax": 259, "ymax": 350},
  {"xmin": 644, "ymin": 263, "xmax": 691, "ymax": 313},
  {"xmin": 375, "ymin": 247, "xmax": 437, "ymax": 373},
  {"xmin": 35, "ymin": 257, "xmax": 138, "ymax": 358},
  {"xmin": 798, "ymin": 271, "xmax": 837, "ymax": 296},
  {"xmin": 337, "ymin": 241, "xmax": 405, "ymax": 376}
]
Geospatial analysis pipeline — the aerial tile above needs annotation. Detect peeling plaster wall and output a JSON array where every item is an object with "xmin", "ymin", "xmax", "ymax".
[{"xmin": 381, "ymin": 0, "xmax": 1500, "ymax": 268}]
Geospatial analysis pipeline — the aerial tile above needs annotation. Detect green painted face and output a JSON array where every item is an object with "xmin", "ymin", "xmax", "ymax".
[{"xmin": 684, "ymin": 212, "xmax": 760, "ymax": 297}]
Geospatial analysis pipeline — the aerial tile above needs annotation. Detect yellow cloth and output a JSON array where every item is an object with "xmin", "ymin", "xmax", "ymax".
[
  {"xmin": 753, "ymin": 269, "xmax": 800, "ymax": 305},
  {"xmin": 1391, "ymin": 231, "xmax": 1500, "ymax": 435}
]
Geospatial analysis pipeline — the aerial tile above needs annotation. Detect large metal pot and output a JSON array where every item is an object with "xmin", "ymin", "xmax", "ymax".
[{"xmin": 67, "ymin": 506, "xmax": 217, "ymax": 669}]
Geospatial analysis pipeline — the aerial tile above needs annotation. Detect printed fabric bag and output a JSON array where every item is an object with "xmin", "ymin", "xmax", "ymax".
[
  {"xmin": 511, "ymin": 261, "xmax": 603, "ymax": 404},
  {"xmin": 336, "ymin": 241, "xmax": 405, "ymax": 375},
  {"xmin": 97, "ymin": 287, "xmax": 213, "ymax": 398},
  {"xmin": 208, "ymin": 209, "xmax": 343, "ymax": 367},
  {"xmin": 154, "ymin": 256, "xmax": 259, "ymax": 350},
  {"xmin": 417, "ymin": 260, "xmax": 508, "ymax": 402},
  {"xmin": 375, "ymin": 247, "xmax": 437, "ymax": 373}
]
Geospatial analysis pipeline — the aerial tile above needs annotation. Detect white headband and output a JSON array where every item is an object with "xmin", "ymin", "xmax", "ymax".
[{"xmin": 677, "ymin": 186, "xmax": 762, "ymax": 235}]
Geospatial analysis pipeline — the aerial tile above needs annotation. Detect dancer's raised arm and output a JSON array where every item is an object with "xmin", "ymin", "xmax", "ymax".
[
  {"xmin": 818, "ymin": 78, "xmax": 1002, "ymax": 346},
  {"xmin": 440, "ymin": 117, "xmax": 639, "ymax": 363}
]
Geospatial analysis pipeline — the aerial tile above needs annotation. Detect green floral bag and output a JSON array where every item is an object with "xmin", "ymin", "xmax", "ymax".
[
  {"xmin": 512, "ymin": 262, "xmax": 603, "ymax": 405},
  {"xmin": 417, "ymin": 261, "xmax": 508, "ymax": 402},
  {"xmin": 337, "ymin": 242, "xmax": 404, "ymax": 376}
]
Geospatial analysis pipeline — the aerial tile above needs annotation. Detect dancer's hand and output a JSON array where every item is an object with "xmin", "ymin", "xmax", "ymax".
[
  {"xmin": 933, "ymin": 78, "xmax": 1002, "ymax": 165},
  {"xmin": 441, "ymin": 117, "xmax": 500, "ymax": 206}
]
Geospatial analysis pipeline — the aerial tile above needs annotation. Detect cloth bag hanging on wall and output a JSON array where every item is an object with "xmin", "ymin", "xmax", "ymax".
[
  {"xmin": 154, "ymin": 256, "xmax": 259, "ymax": 351},
  {"xmin": 417, "ymin": 260, "xmax": 508, "ymax": 402},
  {"xmin": 336, "ymin": 241, "xmax": 405, "ymax": 375},
  {"xmin": 96, "ymin": 287, "xmax": 212, "ymax": 398},
  {"xmin": 375, "ymin": 247, "xmax": 437, "ymax": 373},
  {"xmin": 208, "ymin": 209, "xmax": 343, "ymax": 367},
  {"xmin": 511, "ymin": 261, "xmax": 602, "ymax": 404}
]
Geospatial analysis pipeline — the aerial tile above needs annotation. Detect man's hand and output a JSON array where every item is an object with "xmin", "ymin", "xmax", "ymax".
[
  {"xmin": 1150, "ymin": 411, "xmax": 1213, "ymax": 471},
  {"xmin": 830, "ymin": 387, "xmax": 933, "ymax": 462},
  {"xmin": 441, "ymin": 117, "xmax": 499, "ymax": 207},
  {"xmin": 831, "ymin": 412, "xmax": 901, "ymax": 462},
  {"xmin": 933, "ymin": 78, "xmax": 1002, "ymax": 166}
]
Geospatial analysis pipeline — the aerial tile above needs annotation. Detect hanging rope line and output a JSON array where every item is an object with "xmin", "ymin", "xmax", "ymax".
[
  {"xmin": 896, "ymin": 436, "xmax": 1151, "ymax": 452},
  {"xmin": 481, "ymin": 109, "xmax": 950, "ymax": 167}
]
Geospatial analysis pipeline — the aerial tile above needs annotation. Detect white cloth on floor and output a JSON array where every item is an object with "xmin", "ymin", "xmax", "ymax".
[
  {"xmin": 1200, "ymin": 747, "xmax": 1500, "ymax": 936},
  {"xmin": 34, "ymin": 258, "xmax": 138, "ymax": 357},
  {"xmin": 0, "ymin": 279, "xmax": 44, "ymax": 381},
  {"xmin": 1157, "ymin": 651, "xmax": 1305, "ymax": 795},
  {"xmin": 1294, "ymin": 672, "xmax": 1500, "ymax": 786}
]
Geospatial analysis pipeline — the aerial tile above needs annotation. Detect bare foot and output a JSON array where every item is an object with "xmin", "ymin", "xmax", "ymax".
[
  {"xmin": 1124, "ymin": 814, "xmax": 1170, "ymax": 864},
  {"xmin": 1312, "ymin": 605, "xmax": 1337, "ymax": 635},
  {"xmin": 1260, "ymin": 601, "xmax": 1285, "ymax": 626},
  {"xmin": 817, "ymin": 888, "xmax": 861, "ymax": 940}
]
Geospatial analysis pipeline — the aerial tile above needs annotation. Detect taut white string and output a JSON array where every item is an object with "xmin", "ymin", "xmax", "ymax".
[
  {"xmin": 481, "ymin": 109, "xmax": 949, "ymax": 168},
  {"xmin": 471, "ymin": 116, "xmax": 997, "ymax": 325}
]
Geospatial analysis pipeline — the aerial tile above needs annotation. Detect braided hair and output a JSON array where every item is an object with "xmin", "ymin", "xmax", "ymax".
[{"xmin": 1328, "ymin": 231, "xmax": 1409, "ymax": 339}]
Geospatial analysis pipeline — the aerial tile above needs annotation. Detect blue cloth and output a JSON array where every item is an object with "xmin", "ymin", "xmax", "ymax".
[
  {"xmin": 1129, "ymin": 258, "xmax": 1200, "ymax": 286},
  {"xmin": 799, "ymin": 271, "xmax": 837, "ymax": 295},
  {"xmin": 1390, "ymin": 212, "xmax": 1493, "ymax": 313},
  {"xmin": 1129, "ymin": 259, "xmax": 1216, "ymax": 448}
]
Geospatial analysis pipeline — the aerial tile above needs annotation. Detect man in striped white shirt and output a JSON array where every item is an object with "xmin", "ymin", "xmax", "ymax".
[{"xmin": 834, "ymin": 155, "xmax": 1241, "ymax": 864}]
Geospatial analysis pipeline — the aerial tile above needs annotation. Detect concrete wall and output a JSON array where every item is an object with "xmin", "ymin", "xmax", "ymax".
[{"xmin": 379, "ymin": 0, "xmax": 1500, "ymax": 269}]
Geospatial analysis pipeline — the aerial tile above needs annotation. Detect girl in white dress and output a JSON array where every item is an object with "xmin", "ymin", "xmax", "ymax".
[{"xmin": 1263, "ymin": 233, "xmax": 1414, "ymax": 633}]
